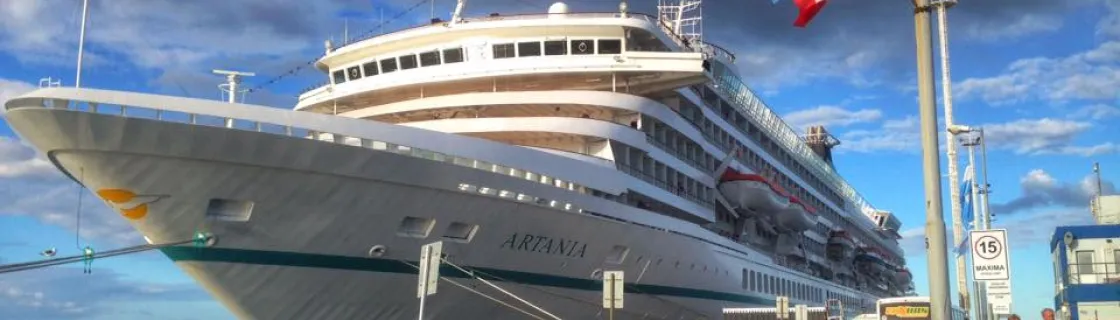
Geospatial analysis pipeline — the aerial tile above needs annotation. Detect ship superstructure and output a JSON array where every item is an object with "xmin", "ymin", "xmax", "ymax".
[{"xmin": 2, "ymin": 1, "xmax": 911, "ymax": 319}]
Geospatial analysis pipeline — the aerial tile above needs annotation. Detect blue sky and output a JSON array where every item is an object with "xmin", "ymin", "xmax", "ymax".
[{"xmin": 1, "ymin": 0, "xmax": 1119, "ymax": 319}]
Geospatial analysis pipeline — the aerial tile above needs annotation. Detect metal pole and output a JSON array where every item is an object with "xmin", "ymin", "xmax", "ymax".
[
  {"xmin": 913, "ymin": 0, "xmax": 952, "ymax": 318},
  {"xmin": 418, "ymin": 245, "xmax": 429, "ymax": 320},
  {"xmin": 979, "ymin": 129, "xmax": 992, "ymax": 229},
  {"xmin": 609, "ymin": 272, "xmax": 615, "ymax": 320},
  {"xmin": 75, "ymin": 0, "xmax": 90, "ymax": 88},
  {"xmin": 964, "ymin": 141, "xmax": 983, "ymax": 320},
  {"xmin": 934, "ymin": 1, "xmax": 969, "ymax": 315},
  {"xmin": 1095, "ymin": 163, "xmax": 1104, "ymax": 221}
]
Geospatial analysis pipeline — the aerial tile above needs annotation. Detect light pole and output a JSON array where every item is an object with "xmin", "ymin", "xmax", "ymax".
[
  {"xmin": 932, "ymin": 0, "xmax": 967, "ymax": 315},
  {"xmin": 955, "ymin": 126, "xmax": 995, "ymax": 320},
  {"xmin": 912, "ymin": 0, "xmax": 952, "ymax": 318},
  {"xmin": 958, "ymin": 129, "xmax": 984, "ymax": 320},
  {"xmin": 978, "ymin": 128, "xmax": 993, "ymax": 230}
]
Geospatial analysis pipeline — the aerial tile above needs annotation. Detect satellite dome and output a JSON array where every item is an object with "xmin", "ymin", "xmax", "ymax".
[{"xmin": 548, "ymin": 2, "xmax": 570, "ymax": 16}]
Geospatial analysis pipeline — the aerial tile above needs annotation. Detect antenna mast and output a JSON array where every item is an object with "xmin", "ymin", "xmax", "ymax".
[
  {"xmin": 213, "ymin": 69, "xmax": 255, "ymax": 104},
  {"xmin": 1095, "ymin": 162, "xmax": 1104, "ymax": 218},
  {"xmin": 450, "ymin": 0, "xmax": 467, "ymax": 26},
  {"xmin": 75, "ymin": 0, "xmax": 90, "ymax": 88}
]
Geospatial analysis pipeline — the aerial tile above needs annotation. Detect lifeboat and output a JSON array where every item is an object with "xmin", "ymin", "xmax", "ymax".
[
  {"xmin": 775, "ymin": 196, "xmax": 818, "ymax": 232},
  {"xmin": 854, "ymin": 247, "xmax": 887, "ymax": 274},
  {"xmin": 826, "ymin": 230, "xmax": 855, "ymax": 260},
  {"xmin": 895, "ymin": 267, "xmax": 913, "ymax": 284},
  {"xmin": 718, "ymin": 169, "xmax": 790, "ymax": 215}
]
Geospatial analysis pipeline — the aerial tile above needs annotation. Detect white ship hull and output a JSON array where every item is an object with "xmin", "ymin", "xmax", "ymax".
[{"xmin": 4, "ymin": 96, "xmax": 879, "ymax": 319}]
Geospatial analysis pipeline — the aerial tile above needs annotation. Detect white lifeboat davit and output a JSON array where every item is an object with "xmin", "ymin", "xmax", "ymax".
[
  {"xmin": 717, "ymin": 169, "xmax": 790, "ymax": 215},
  {"xmin": 775, "ymin": 196, "xmax": 818, "ymax": 232}
]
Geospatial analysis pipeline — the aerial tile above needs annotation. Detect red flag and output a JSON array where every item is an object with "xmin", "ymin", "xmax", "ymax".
[{"xmin": 793, "ymin": 0, "xmax": 828, "ymax": 28}]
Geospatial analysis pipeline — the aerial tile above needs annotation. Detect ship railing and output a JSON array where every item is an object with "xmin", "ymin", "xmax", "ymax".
[
  {"xmin": 617, "ymin": 163, "xmax": 714, "ymax": 209},
  {"xmin": 10, "ymin": 90, "xmax": 765, "ymax": 254},
  {"xmin": 332, "ymin": 10, "xmax": 734, "ymax": 65},
  {"xmin": 706, "ymin": 63, "xmax": 889, "ymax": 248},
  {"xmin": 1066, "ymin": 262, "xmax": 1120, "ymax": 285},
  {"xmin": 298, "ymin": 81, "xmax": 331, "ymax": 96},
  {"xmin": 644, "ymin": 135, "xmax": 713, "ymax": 176},
  {"xmin": 6, "ymin": 94, "xmax": 615, "ymax": 207},
  {"xmin": 341, "ymin": 12, "xmax": 661, "ymax": 50}
]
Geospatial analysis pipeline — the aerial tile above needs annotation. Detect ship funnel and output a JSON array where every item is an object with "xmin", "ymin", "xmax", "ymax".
[{"xmin": 804, "ymin": 125, "xmax": 840, "ymax": 169}]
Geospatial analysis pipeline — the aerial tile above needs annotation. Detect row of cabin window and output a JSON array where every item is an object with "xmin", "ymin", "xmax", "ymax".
[
  {"xmin": 492, "ymin": 39, "xmax": 623, "ymax": 58},
  {"xmin": 742, "ymin": 269, "xmax": 831, "ymax": 303},
  {"xmin": 332, "ymin": 47, "xmax": 467, "ymax": 85}
]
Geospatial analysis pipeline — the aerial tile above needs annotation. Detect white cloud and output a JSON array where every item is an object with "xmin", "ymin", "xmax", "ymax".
[
  {"xmin": 837, "ymin": 116, "xmax": 947, "ymax": 154},
  {"xmin": 999, "ymin": 209, "xmax": 1095, "ymax": 248},
  {"xmin": 0, "ymin": 0, "xmax": 371, "ymax": 98},
  {"xmin": 955, "ymin": 41, "xmax": 1120, "ymax": 105},
  {"xmin": 991, "ymin": 169, "xmax": 1115, "ymax": 215},
  {"xmin": 981, "ymin": 118, "xmax": 1117, "ymax": 156},
  {"xmin": 838, "ymin": 116, "xmax": 1115, "ymax": 156},
  {"xmin": 0, "ymin": 78, "xmax": 36, "ymax": 106},
  {"xmin": 0, "ymin": 136, "xmax": 55, "ymax": 178},
  {"xmin": 1097, "ymin": 0, "xmax": 1120, "ymax": 38},
  {"xmin": 784, "ymin": 105, "xmax": 882, "ymax": 132},
  {"xmin": 898, "ymin": 227, "xmax": 927, "ymax": 258},
  {"xmin": 961, "ymin": 13, "xmax": 1064, "ymax": 42},
  {"xmin": 1070, "ymin": 104, "xmax": 1120, "ymax": 120},
  {"xmin": 0, "ymin": 264, "xmax": 212, "ymax": 319},
  {"xmin": 0, "ymin": 136, "xmax": 142, "ymax": 246}
]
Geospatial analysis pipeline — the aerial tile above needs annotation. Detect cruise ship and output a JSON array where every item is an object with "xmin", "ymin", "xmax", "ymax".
[{"xmin": 2, "ymin": 0, "xmax": 913, "ymax": 319}]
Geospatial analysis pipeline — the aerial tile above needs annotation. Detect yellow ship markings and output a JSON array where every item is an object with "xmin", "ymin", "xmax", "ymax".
[{"xmin": 96, "ymin": 188, "xmax": 168, "ymax": 220}]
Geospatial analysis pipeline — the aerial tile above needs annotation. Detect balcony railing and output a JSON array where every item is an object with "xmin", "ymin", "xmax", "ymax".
[{"xmin": 1066, "ymin": 262, "xmax": 1120, "ymax": 285}]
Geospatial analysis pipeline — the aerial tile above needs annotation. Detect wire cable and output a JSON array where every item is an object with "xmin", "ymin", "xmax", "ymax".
[
  {"xmin": 74, "ymin": 167, "xmax": 85, "ymax": 251},
  {"xmin": 458, "ymin": 264, "xmax": 712, "ymax": 319},
  {"xmin": 0, "ymin": 236, "xmax": 211, "ymax": 274},
  {"xmin": 396, "ymin": 260, "xmax": 549, "ymax": 320},
  {"xmin": 245, "ymin": 0, "xmax": 430, "ymax": 94},
  {"xmin": 440, "ymin": 258, "xmax": 564, "ymax": 320}
]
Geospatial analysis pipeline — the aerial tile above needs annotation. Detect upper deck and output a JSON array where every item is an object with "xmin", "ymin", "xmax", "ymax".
[
  {"xmin": 294, "ymin": 11, "xmax": 731, "ymax": 113},
  {"xmin": 291, "ymin": 2, "xmax": 903, "ymax": 256}
]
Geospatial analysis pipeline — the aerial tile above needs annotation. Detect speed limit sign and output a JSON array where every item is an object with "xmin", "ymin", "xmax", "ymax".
[{"xmin": 970, "ymin": 229, "xmax": 1010, "ymax": 280}]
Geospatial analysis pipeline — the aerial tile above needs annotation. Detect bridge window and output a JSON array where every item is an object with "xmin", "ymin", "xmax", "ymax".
[
  {"xmin": 571, "ymin": 39, "xmax": 594, "ymax": 55},
  {"xmin": 443, "ymin": 48, "xmax": 465, "ymax": 63},
  {"xmin": 517, "ymin": 41, "xmax": 541, "ymax": 57},
  {"xmin": 598, "ymin": 39, "xmax": 622, "ymax": 54},
  {"xmin": 1114, "ymin": 250, "xmax": 1120, "ymax": 276},
  {"xmin": 362, "ymin": 61, "xmax": 379, "ymax": 76},
  {"xmin": 544, "ymin": 40, "xmax": 567, "ymax": 55},
  {"xmin": 419, "ymin": 50, "xmax": 441, "ymax": 67},
  {"xmin": 399, "ymin": 54, "xmax": 419, "ymax": 70},
  {"xmin": 380, "ymin": 58, "xmax": 398, "ymax": 73},
  {"xmin": 1076, "ymin": 250, "xmax": 1095, "ymax": 275},
  {"xmin": 332, "ymin": 70, "xmax": 346, "ymax": 84},
  {"xmin": 347, "ymin": 66, "xmax": 362, "ymax": 81},
  {"xmin": 493, "ymin": 43, "xmax": 515, "ymax": 59}
]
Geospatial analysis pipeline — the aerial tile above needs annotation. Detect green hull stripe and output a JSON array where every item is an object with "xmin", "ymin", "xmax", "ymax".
[{"xmin": 161, "ymin": 247, "xmax": 775, "ymax": 306}]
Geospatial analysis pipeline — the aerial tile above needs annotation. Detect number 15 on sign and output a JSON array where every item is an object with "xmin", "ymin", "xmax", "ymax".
[{"xmin": 970, "ymin": 229, "xmax": 1010, "ymax": 281}]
